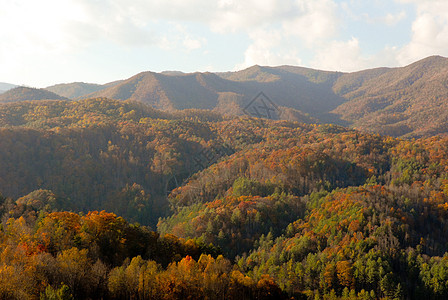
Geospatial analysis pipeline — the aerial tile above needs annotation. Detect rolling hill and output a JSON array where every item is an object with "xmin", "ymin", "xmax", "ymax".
[{"xmin": 0, "ymin": 86, "xmax": 69, "ymax": 103}]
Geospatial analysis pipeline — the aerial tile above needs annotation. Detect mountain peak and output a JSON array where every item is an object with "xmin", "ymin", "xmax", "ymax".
[
  {"xmin": 161, "ymin": 71, "xmax": 186, "ymax": 76},
  {"xmin": 407, "ymin": 55, "xmax": 448, "ymax": 69},
  {"xmin": 420, "ymin": 54, "xmax": 446, "ymax": 61}
]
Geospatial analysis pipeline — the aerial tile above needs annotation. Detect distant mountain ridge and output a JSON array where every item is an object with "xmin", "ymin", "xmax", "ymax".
[
  {"xmin": 75, "ymin": 56, "xmax": 448, "ymax": 137},
  {"xmin": 45, "ymin": 80, "xmax": 123, "ymax": 99},
  {"xmin": 80, "ymin": 66, "xmax": 346, "ymax": 123},
  {"xmin": 2, "ymin": 56, "xmax": 448, "ymax": 137},
  {"xmin": 45, "ymin": 82, "xmax": 105, "ymax": 99},
  {"xmin": 0, "ymin": 82, "xmax": 17, "ymax": 94}
]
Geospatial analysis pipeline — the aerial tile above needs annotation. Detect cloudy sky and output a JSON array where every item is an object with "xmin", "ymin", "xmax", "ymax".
[{"xmin": 1, "ymin": 0, "xmax": 448, "ymax": 87}]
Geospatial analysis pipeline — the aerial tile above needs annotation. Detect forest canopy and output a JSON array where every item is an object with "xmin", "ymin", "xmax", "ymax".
[{"xmin": 0, "ymin": 98, "xmax": 448, "ymax": 299}]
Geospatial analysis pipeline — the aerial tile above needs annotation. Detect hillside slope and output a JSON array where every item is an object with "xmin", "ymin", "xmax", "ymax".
[
  {"xmin": 0, "ymin": 99, "xmax": 448, "ymax": 298},
  {"xmin": 333, "ymin": 56, "xmax": 448, "ymax": 137},
  {"xmin": 0, "ymin": 87, "xmax": 69, "ymax": 103},
  {"xmin": 82, "ymin": 66, "xmax": 346, "ymax": 124}
]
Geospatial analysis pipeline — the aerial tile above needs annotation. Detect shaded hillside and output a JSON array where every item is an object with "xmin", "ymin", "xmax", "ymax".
[
  {"xmin": 219, "ymin": 64, "xmax": 340, "ymax": 85},
  {"xmin": 82, "ymin": 72, "xmax": 173, "ymax": 110},
  {"xmin": 333, "ymin": 55, "xmax": 448, "ymax": 137},
  {"xmin": 83, "ymin": 71, "xmax": 243, "ymax": 111},
  {"xmin": 278, "ymin": 106, "xmax": 319, "ymax": 124},
  {"xmin": 0, "ymin": 86, "xmax": 69, "ymax": 103},
  {"xmin": 0, "ymin": 98, "xmax": 256, "ymax": 226},
  {"xmin": 82, "ymin": 66, "xmax": 346, "ymax": 122},
  {"xmin": 219, "ymin": 65, "xmax": 345, "ymax": 118}
]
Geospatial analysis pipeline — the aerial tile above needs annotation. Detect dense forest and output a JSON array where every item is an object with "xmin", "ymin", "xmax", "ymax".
[{"xmin": 1, "ymin": 98, "xmax": 448, "ymax": 299}]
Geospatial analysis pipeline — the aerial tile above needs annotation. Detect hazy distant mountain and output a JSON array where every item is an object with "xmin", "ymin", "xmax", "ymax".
[
  {"xmin": 0, "ymin": 83, "xmax": 17, "ymax": 93},
  {"xmin": 45, "ymin": 80, "xmax": 124, "ymax": 99},
  {"xmin": 0, "ymin": 87, "xmax": 69, "ymax": 103},
  {"xmin": 45, "ymin": 82, "xmax": 106, "ymax": 99},
  {"xmin": 161, "ymin": 71, "xmax": 186, "ymax": 76}
]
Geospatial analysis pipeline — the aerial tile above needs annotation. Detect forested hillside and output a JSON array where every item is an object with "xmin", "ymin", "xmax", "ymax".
[
  {"xmin": 0, "ymin": 99, "xmax": 229, "ymax": 226},
  {"xmin": 1, "ymin": 98, "xmax": 448, "ymax": 299},
  {"xmin": 333, "ymin": 56, "xmax": 448, "ymax": 137},
  {"xmin": 0, "ymin": 87, "xmax": 69, "ymax": 103}
]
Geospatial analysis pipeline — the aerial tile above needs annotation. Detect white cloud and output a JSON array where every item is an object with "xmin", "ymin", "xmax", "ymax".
[
  {"xmin": 0, "ymin": 0, "xmax": 309, "ymax": 55},
  {"xmin": 282, "ymin": 0, "xmax": 339, "ymax": 47},
  {"xmin": 0, "ymin": 0, "xmax": 93, "ymax": 85},
  {"xmin": 235, "ymin": 21, "xmax": 306, "ymax": 70},
  {"xmin": 309, "ymin": 0, "xmax": 448, "ymax": 71},
  {"xmin": 0, "ymin": 0, "xmax": 345, "ymax": 83},
  {"xmin": 341, "ymin": 1, "xmax": 407, "ymax": 26},
  {"xmin": 235, "ymin": 0, "xmax": 339, "ymax": 69},
  {"xmin": 157, "ymin": 25, "xmax": 206, "ymax": 51},
  {"xmin": 0, "ymin": 0, "xmax": 82, "ymax": 52},
  {"xmin": 383, "ymin": 11, "xmax": 407, "ymax": 26},
  {"xmin": 237, "ymin": 43, "xmax": 302, "ymax": 70},
  {"xmin": 3, "ymin": 0, "xmax": 447, "ymax": 86},
  {"xmin": 209, "ymin": 0, "xmax": 297, "ymax": 32},
  {"xmin": 183, "ymin": 37, "xmax": 203, "ymax": 51},
  {"xmin": 397, "ymin": 0, "xmax": 448, "ymax": 64},
  {"xmin": 67, "ymin": 0, "xmax": 339, "ymax": 55},
  {"xmin": 311, "ymin": 37, "xmax": 368, "ymax": 72}
]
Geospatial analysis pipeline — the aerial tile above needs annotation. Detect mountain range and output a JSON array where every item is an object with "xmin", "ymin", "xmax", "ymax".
[{"xmin": 3, "ymin": 55, "xmax": 448, "ymax": 137}]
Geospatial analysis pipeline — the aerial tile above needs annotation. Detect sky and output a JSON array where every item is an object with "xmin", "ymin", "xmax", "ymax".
[{"xmin": 1, "ymin": 0, "xmax": 448, "ymax": 87}]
